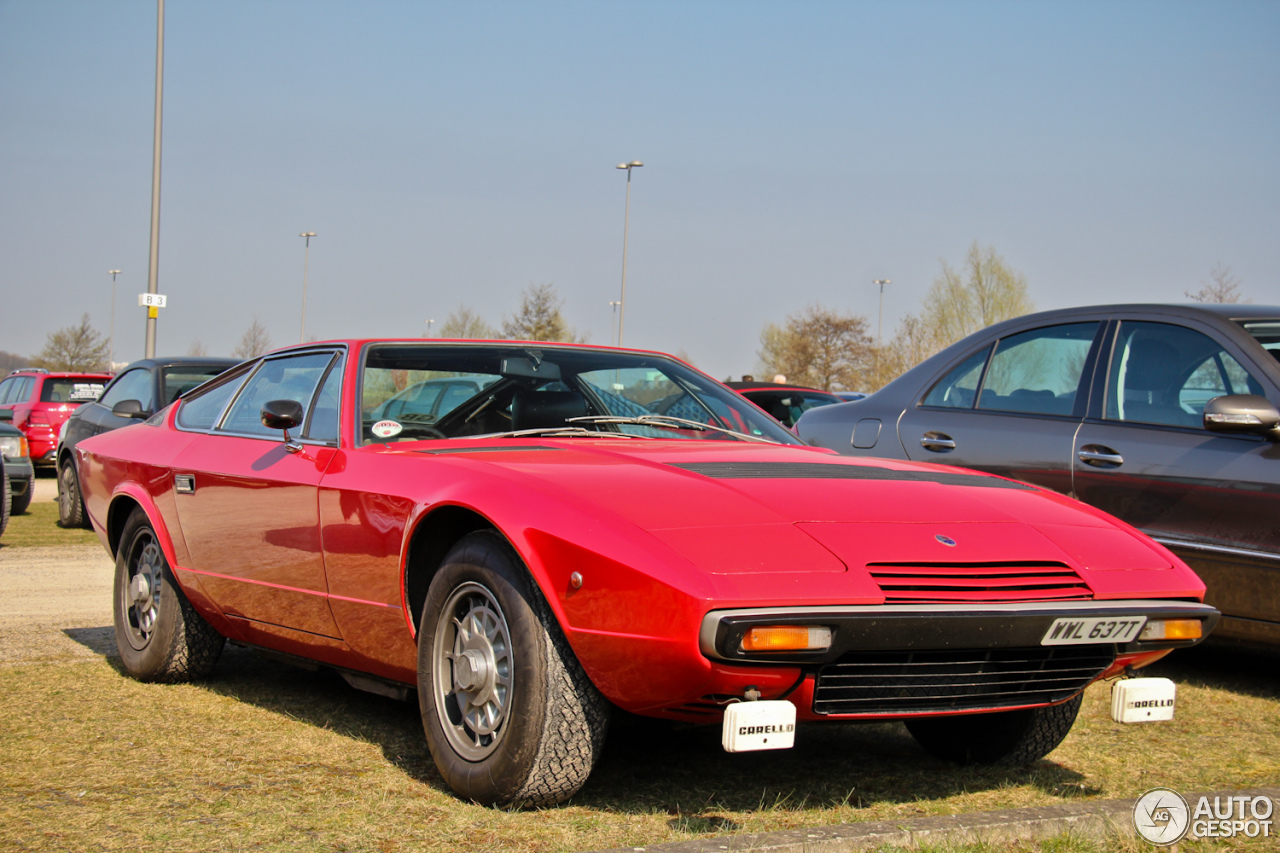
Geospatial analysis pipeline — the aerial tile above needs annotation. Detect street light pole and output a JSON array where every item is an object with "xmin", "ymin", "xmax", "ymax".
[
  {"xmin": 144, "ymin": 0, "xmax": 165, "ymax": 359},
  {"xmin": 615, "ymin": 160, "xmax": 642, "ymax": 347},
  {"xmin": 108, "ymin": 270, "xmax": 122, "ymax": 367},
  {"xmin": 873, "ymin": 279, "xmax": 892, "ymax": 349},
  {"xmin": 608, "ymin": 301, "xmax": 621, "ymax": 347},
  {"xmin": 299, "ymin": 232, "xmax": 315, "ymax": 343}
]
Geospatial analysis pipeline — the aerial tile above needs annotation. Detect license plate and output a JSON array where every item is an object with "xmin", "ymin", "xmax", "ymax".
[{"xmin": 1040, "ymin": 616, "xmax": 1146, "ymax": 645}]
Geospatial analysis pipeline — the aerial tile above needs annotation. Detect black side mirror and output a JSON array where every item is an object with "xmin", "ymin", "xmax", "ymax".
[
  {"xmin": 1203, "ymin": 394, "xmax": 1280, "ymax": 440},
  {"xmin": 0, "ymin": 409, "xmax": 11, "ymax": 422},
  {"xmin": 112, "ymin": 399, "xmax": 151, "ymax": 419},
  {"xmin": 261, "ymin": 399, "xmax": 306, "ymax": 452}
]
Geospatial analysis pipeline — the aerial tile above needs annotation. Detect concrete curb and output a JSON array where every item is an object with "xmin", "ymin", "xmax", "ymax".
[{"xmin": 585, "ymin": 788, "xmax": 1280, "ymax": 852}]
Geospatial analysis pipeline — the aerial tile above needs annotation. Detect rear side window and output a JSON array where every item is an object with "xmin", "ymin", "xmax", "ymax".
[
  {"xmin": 922, "ymin": 347, "xmax": 990, "ymax": 409},
  {"xmin": 161, "ymin": 366, "xmax": 232, "ymax": 406},
  {"xmin": 176, "ymin": 368, "xmax": 250, "ymax": 431},
  {"xmin": 976, "ymin": 323, "xmax": 1098, "ymax": 416}
]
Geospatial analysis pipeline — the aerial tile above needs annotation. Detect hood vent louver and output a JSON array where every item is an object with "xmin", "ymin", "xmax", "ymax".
[{"xmin": 867, "ymin": 561, "xmax": 1093, "ymax": 603}]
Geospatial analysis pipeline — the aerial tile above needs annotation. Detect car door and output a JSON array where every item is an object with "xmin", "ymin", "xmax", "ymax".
[
  {"xmin": 171, "ymin": 349, "xmax": 344, "ymax": 638},
  {"xmin": 1071, "ymin": 317, "xmax": 1280, "ymax": 639},
  {"xmin": 896, "ymin": 321, "xmax": 1104, "ymax": 495},
  {"xmin": 83, "ymin": 367, "xmax": 155, "ymax": 437}
]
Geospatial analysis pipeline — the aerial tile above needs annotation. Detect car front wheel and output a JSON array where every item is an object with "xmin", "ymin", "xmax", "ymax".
[
  {"xmin": 904, "ymin": 693, "xmax": 1083, "ymax": 765},
  {"xmin": 57, "ymin": 460, "xmax": 87, "ymax": 528},
  {"xmin": 113, "ymin": 508, "xmax": 224, "ymax": 682},
  {"xmin": 417, "ymin": 531, "xmax": 610, "ymax": 807}
]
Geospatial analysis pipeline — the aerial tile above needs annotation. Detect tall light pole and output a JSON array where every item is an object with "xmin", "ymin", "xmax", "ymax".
[
  {"xmin": 144, "ymin": 0, "xmax": 165, "ymax": 359},
  {"xmin": 425, "ymin": 318, "xmax": 435, "ymax": 337},
  {"xmin": 873, "ymin": 279, "xmax": 892, "ymax": 349},
  {"xmin": 108, "ymin": 270, "xmax": 122, "ymax": 367},
  {"xmin": 615, "ymin": 160, "xmax": 642, "ymax": 346},
  {"xmin": 299, "ymin": 232, "xmax": 315, "ymax": 342},
  {"xmin": 608, "ymin": 301, "xmax": 621, "ymax": 346}
]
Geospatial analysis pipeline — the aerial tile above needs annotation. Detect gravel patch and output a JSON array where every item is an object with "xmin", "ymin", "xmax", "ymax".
[{"xmin": 0, "ymin": 544, "xmax": 117, "ymax": 664}]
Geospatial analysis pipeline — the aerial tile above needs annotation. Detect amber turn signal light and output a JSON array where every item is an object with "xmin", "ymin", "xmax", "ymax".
[
  {"xmin": 740, "ymin": 625, "xmax": 832, "ymax": 653},
  {"xmin": 1139, "ymin": 619, "xmax": 1202, "ymax": 642}
]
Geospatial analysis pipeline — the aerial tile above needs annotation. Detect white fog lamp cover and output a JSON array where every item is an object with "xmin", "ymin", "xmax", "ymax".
[
  {"xmin": 1111, "ymin": 677, "xmax": 1177, "ymax": 723},
  {"xmin": 722, "ymin": 700, "xmax": 797, "ymax": 752}
]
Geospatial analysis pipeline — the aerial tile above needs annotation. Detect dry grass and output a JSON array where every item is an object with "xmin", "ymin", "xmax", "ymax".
[
  {"xmin": 1, "ymin": 640, "xmax": 1276, "ymax": 852},
  {"xmin": 1, "ymin": 499, "xmax": 101, "ymax": 548}
]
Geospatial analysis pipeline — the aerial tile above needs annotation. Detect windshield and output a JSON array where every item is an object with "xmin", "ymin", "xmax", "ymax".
[
  {"xmin": 1241, "ymin": 322, "xmax": 1280, "ymax": 365},
  {"xmin": 358, "ymin": 343, "xmax": 801, "ymax": 445}
]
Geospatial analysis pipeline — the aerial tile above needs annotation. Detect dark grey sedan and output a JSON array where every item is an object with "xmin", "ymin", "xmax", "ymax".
[
  {"xmin": 798, "ymin": 303, "xmax": 1280, "ymax": 647},
  {"xmin": 56, "ymin": 356, "xmax": 239, "ymax": 527}
]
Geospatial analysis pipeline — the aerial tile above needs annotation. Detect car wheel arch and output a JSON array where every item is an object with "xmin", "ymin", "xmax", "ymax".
[{"xmin": 403, "ymin": 505, "xmax": 501, "ymax": 637}]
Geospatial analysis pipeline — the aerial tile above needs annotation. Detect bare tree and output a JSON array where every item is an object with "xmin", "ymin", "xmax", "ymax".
[
  {"xmin": 501, "ymin": 283, "xmax": 584, "ymax": 343},
  {"xmin": 758, "ymin": 304, "xmax": 874, "ymax": 392},
  {"xmin": 439, "ymin": 306, "xmax": 499, "ymax": 339},
  {"xmin": 232, "ymin": 319, "xmax": 272, "ymax": 359},
  {"xmin": 0, "ymin": 350, "xmax": 29, "ymax": 374},
  {"xmin": 32, "ymin": 314, "xmax": 110, "ymax": 371},
  {"xmin": 871, "ymin": 243, "xmax": 1034, "ymax": 390},
  {"xmin": 186, "ymin": 339, "xmax": 209, "ymax": 357},
  {"xmin": 1186, "ymin": 263, "xmax": 1248, "ymax": 303}
]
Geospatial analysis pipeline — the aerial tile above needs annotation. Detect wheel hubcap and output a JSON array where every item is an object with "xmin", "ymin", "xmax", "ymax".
[
  {"xmin": 122, "ymin": 535, "xmax": 163, "ymax": 650},
  {"xmin": 433, "ymin": 582, "xmax": 513, "ymax": 761}
]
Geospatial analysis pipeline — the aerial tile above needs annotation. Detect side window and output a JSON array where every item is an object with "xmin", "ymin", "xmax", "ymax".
[
  {"xmin": 1107, "ymin": 321, "xmax": 1265, "ymax": 428},
  {"xmin": 922, "ymin": 347, "xmax": 990, "ymax": 409},
  {"xmin": 303, "ymin": 356, "xmax": 344, "ymax": 442},
  {"xmin": 977, "ymin": 323, "xmax": 1098, "ymax": 416},
  {"xmin": 16, "ymin": 377, "xmax": 35, "ymax": 403},
  {"xmin": 176, "ymin": 368, "xmax": 251, "ymax": 431},
  {"xmin": 100, "ymin": 369, "xmax": 154, "ymax": 411},
  {"xmin": 0, "ymin": 378, "xmax": 14, "ymax": 404},
  {"xmin": 221, "ymin": 352, "xmax": 335, "ymax": 437}
]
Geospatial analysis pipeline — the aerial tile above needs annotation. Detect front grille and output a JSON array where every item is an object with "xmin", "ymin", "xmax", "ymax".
[
  {"xmin": 813, "ymin": 646, "xmax": 1114, "ymax": 715},
  {"xmin": 868, "ymin": 561, "xmax": 1092, "ymax": 603}
]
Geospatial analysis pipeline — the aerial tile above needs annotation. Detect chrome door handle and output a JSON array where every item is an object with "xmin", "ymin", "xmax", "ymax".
[
  {"xmin": 920, "ymin": 433, "xmax": 956, "ymax": 452},
  {"xmin": 175, "ymin": 474, "xmax": 195, "ymax": 494},
  {"xmin": 1077, "ymin": 446, "xmax": 1124, "ymax": 467}
]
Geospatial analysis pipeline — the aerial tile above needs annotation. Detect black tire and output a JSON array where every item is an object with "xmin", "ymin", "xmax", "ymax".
[
  {"xmin": 0, "ymin": 463, "xmax": 9, "ymax": 537},
  {"xmin": 905, "ymin": 693, "xmax": 1083, "ymax": 766},
  {"xmin": 10, "ymin": 478, "xmax": 32, "ymax": 515},
  {"xmin": 113, "ymin": 508, "xmax": 224, "ymax": 682},
  {"xmin": 417, "ymin": 531, "xmax": 610, "ymax": 807},
  {"xmin": 57, "ymin": 459, "xmax": 87, "ymax": 528}
]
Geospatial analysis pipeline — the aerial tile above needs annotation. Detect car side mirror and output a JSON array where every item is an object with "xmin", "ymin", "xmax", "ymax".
[
  {"xmin": 1203, "ymin": 394, "xmax": 1280, "ymax": 440},
  {"xmin": 112, "ymin": 399, "xmax": 151, "ymax": 419},
  {"xmin": 261, "ymin": 399, "xmax": 305, "ymax": 452},
  {"xmin": 0, "ymin": 409, "xmax": 11, "ymax": 422}
]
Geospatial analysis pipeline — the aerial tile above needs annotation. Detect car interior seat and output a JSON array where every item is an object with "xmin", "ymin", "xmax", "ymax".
[{"xmin": 510, "ymin": 389, "xmax": 588, "ymax": 432}]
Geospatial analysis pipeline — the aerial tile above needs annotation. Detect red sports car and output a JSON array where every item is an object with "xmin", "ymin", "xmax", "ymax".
[{"xmin": 76, "ymin": 339, "xmax": 1218, "ymax": 807}]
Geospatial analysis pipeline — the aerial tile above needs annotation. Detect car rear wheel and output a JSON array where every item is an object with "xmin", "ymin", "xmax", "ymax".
[
  {"xmin": 417, "ymin": 531, "xmax": 610, "ymax": 807},
  {"xmin": 57, "ymin": 461, "xmax": 87, "ymax": 528},
  {"xmin": 113, "ymin": 508, "xmax": 224, "ymax": 682},
  {"xmin": 904, "ymin": 693, "xmax": 1083, "ymax": 765},
  {"xmin": 0, "ymin": 463, "xmax": 9, "ymax": 537}
]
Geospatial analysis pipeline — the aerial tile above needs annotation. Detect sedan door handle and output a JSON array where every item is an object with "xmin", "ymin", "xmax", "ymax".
[
  {"xmin": 919, "ymin": 432, "xmax": 956, "ymax": 452},
  {"xmin": 1077, "ymin": 445, "xmax": 1124, "ymax": 468}
]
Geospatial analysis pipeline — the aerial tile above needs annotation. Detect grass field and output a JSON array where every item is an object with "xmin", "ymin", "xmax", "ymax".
[
  {"xmin": 2, "ymin": 496, "xmax": 101, "ymax": 548},
  {"xmin": 1, "ymin": 638, "xmax": 1276, "ymax": 852}
]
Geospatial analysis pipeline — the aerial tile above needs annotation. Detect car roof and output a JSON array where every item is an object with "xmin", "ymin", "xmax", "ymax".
[
  {"xmin": 726, "ymin": 381, "xmax": 834, "ymax": 393},
  {"xmin": 117, "ymin": 356, "xmax": 242, "ymax": 370}
]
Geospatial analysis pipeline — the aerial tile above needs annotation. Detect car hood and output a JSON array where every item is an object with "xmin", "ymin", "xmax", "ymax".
[{"xmin": 414, "ymin": 439, "xmax": 1182, "ymax": 595}]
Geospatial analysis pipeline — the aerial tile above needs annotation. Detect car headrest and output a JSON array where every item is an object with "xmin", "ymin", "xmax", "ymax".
[{"xmin": 511, "ymin": 389, "xmax": 588, "ymax": 432}]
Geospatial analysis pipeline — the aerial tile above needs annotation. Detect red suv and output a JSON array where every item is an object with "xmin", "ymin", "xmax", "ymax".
[{"xmin": 0, "ymin": 369, "xmax": 112, "ymax": 468}]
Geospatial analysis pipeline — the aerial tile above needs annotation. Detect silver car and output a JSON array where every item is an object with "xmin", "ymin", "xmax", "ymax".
[{"xmin": 798, "ymin": 303, "xmax": 1280, "ymax": 647}]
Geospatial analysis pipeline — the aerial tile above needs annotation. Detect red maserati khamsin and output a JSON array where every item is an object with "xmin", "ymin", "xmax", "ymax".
[{"xmin": 76, "ymin": 339, "xmax": 1218, "ymax": 807}]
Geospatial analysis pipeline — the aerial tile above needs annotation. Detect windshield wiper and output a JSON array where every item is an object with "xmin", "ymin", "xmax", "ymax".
[
  {"xmin": 467, "ymin": 427, "xmax": 636, "ymax": 440},
  {"xmin": 567, "ymin": 414, "xmax": 780, "ymax": 444}
]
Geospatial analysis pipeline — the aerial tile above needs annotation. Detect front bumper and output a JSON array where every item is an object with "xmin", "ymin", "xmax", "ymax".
[
  {"xmin": 4, "ymin": 457, "xmax": 34, "ymax": 494},
  {"xmin": 699, "ymin": 600, "xmax": 1219, "ymax": 718}
]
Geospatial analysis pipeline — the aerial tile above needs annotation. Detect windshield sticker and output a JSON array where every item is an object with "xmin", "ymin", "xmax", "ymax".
[
  {"xmin": 71, "ymin": 383, "xmax": 105, "ymax": 401},
  {"xmin": 372, "ymin": 420, "xmax": 403, "ymax": 438}
]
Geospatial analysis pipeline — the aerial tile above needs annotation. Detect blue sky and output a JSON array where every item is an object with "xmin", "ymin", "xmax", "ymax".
[{"xmin": 2, "ymin": 1, "xmax": 1277, "ymax": 379}]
